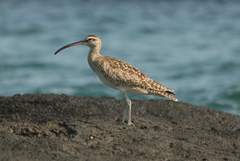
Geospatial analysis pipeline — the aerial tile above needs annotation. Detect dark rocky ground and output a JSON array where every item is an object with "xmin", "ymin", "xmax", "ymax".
[{"xmin": 0, "ymin": 94, "xmax": 239, "ymax": 161}]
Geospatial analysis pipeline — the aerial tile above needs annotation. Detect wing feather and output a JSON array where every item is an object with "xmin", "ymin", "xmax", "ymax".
[{"xmin": 93, "ymin": 56, "xmax": 176, "ymax": 100}]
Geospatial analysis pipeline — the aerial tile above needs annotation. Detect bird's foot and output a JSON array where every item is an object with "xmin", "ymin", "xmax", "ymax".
[{"xmin": 127, "ymin": 121, "xmax": 135, "ymax": 126}]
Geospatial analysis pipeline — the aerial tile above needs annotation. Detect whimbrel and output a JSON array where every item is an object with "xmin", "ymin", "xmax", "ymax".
[{"xmin": 54, "ymin": 35, "xmax": 177, "ymax": 126}]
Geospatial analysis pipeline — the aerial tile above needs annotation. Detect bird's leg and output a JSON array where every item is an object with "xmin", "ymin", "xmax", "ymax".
[
  {"xmin": 121, "ymin": 92, "xmax": 128, "ymax": 123},
  {"xmin": 123, "ymin": 92, "xmax": 134, "ymax": 126}
]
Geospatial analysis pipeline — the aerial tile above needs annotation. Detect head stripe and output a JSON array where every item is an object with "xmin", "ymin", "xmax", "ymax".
[{"xmin": 88, "ymin": 35, "xmax": 97, "ymax": 38}]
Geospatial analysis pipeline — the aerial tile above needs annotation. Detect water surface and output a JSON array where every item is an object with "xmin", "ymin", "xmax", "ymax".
[{"xmin": 0, "ymin": 0, "xmax": 240, "ymax": 114}]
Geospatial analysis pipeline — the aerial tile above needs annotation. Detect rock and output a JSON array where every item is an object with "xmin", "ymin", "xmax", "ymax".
[{"xmin": 0, "ymin": 94, "xmax": 239, "ymax": 161}]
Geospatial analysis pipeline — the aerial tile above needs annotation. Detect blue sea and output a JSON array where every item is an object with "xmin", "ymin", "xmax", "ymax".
[{"xmin": 0, "ymin": 0, "xmax": 240, "ymax": 115}]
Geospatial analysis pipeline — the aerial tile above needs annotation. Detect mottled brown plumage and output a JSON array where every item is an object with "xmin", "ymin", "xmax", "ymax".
[
  {"xmin": 92, "ymin": 56, "xmax": 177, "ymax": 100},
  {"xmin": 55, "ymin": 35, "xmax": 178, "ymax": 125}
]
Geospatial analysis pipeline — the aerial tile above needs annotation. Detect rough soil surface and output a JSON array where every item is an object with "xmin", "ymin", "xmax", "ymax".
[{"xmin": 0, "ymin": 94, "xmax": 239, "ymax": 161}]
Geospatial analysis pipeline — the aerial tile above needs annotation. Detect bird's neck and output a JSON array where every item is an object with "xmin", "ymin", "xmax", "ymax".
[{"xmin": 88, "ymin": 46, "xmax": 102, "ymax": 61}]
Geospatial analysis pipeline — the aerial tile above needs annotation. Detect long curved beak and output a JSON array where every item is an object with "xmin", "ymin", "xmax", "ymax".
[{"xmin": 54, "ymin": 40, "xmax": 87, "ymax": 55}]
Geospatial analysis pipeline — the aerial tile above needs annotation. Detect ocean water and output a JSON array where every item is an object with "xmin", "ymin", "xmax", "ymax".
[{"xmin": 0, "ymin": 0, "xmax": 240, "ymax": 114}]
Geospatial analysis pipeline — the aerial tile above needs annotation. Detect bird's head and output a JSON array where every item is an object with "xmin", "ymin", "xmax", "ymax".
[
  {"xmin": 54, "ymin": 35, "xmax": 101, "ymax": 55},
  {"xmin": 85, "ymin": 35, "xmax": 101, "ymax": 48}
]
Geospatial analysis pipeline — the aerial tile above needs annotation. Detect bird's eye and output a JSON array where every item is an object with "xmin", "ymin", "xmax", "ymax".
[{"xmin": 88, "ymin": 38, "xmax": 95, "ymax": 41}]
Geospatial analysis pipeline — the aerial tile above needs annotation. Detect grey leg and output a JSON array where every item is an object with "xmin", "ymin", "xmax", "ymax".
[
  {"xmin": 122, "ymin": 92, "xmax": 128, "ymax": 123},
  {"xmin": 123, "ymin": 92, "xmax": 134, "ymax": 126}
]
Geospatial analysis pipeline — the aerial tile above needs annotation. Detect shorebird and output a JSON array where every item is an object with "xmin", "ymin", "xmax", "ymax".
[{"xmin": 54, "ymin": 35, "xmax": 177, "ymax": 126}]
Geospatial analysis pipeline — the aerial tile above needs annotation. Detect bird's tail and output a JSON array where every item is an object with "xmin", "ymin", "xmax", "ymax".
[
  {"xmin": 150, "ymin": 89, "xmax": 178, "ymax": 102},
  {"xmin": 146, "ymin": 79, "xmax": 178, "ymax": 101}
]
